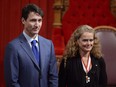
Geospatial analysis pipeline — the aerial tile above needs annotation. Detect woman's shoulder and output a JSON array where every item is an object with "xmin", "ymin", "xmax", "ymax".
[
  {"xmin": 93, "ymin": 56, "xmax": 106, "ymax": 66},
  {"xmin": 66, "ymin": 55, "xmax": 80, "ymax": 61}
]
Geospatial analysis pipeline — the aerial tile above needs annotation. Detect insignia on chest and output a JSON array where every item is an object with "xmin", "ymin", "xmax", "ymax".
[{"xmin": 86, "ymin": 75, "xmax": 90, "ymax": 83}]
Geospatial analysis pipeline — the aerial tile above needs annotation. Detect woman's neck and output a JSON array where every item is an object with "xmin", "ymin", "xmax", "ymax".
[
  {"xmin": 80, "ymin": 51, "xmax": 90, "ymax": 59},
  {"xmin": 80, "ymin": 51, "xmax": 91, "ymax": 67}
]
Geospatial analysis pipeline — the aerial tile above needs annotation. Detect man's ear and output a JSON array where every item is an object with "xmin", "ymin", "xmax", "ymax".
[{"xmin": 21, "ymin": 18, "xmax": 25, "ymax": 24}]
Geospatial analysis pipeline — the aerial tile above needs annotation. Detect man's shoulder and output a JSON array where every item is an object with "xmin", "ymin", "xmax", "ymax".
[
  {"xmin": 39, "ymin": 35, "xmax": 51, "ymax": 42},
  {"xmin": 7, "ymin": 35, "xmax": 21, "ymax": 47},
  {"xmin": 38, "ymin": 35, "xmax": 54, "ymax": 47}
]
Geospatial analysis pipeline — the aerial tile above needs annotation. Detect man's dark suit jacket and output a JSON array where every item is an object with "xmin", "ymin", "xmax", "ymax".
[{"xmin": 4, "ymin": 33, "xmax": 58, "ymax": 87}]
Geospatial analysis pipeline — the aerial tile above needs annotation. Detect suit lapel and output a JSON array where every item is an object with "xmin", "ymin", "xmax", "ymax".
[
  {"xmin": 38, "ymin": 36, "xmax": 46, "ymax": 73},
  {"xmin": 19, "ymin": 34, "xmax": 40, "ymax": 71}
]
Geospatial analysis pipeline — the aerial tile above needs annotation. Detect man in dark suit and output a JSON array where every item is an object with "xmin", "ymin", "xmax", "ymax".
[{"xmin": 4, "ymin": 4, "xmax": 58, "ymax": 87}]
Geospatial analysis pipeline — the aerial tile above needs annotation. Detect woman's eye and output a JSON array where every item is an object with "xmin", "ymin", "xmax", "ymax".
[
  {"xmin": 90, "ymin": 39, "xmax": 94, "ymax": 42},
  {"xmin": 83, "ymin": 39, "xmax": 88, "ymax": 42},
  {"xmin": 82, "ymin": 39, "xmax": 94, "ymax": 42}
]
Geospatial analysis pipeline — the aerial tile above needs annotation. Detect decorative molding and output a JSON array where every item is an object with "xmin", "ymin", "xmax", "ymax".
[
  {"xmin": 53, "ymin": 3, "xmax": 63, "ymax": 10},
  {"xmin": 53, "ymin": 0, "xmax": 69, "ymax": 28}
]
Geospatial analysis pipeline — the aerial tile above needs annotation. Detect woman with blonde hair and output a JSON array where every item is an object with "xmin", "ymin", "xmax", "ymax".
[{"xmin": 58, "ymin": 25, "xmax": 107, "ymax": 87}]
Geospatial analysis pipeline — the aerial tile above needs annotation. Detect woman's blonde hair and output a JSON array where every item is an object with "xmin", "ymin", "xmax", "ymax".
[{"xmin": 63, "ymin": 25, "xmax": 102, "ymax": 60}]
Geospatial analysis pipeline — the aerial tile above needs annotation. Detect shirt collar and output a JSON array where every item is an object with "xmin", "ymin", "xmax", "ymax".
[{"xmin": 23, "ymin": 31, "xmax": 39, "ymax": 43}]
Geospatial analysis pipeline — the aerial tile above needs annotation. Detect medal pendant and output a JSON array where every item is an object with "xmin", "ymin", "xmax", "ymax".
[{"xmin": 86, "ymin": 75, "xmax": 90, "ymax": 83}]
